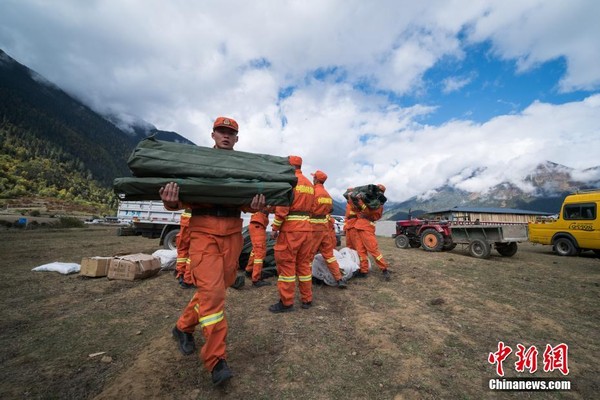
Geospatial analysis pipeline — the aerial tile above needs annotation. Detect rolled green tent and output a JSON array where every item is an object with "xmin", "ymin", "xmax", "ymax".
[
  {"xmin": 114, "ymin": 176, "xmax": 293, "ymax": 206},
  {"xmin": 127, "ymin": 136, "xmax": 297, "ymax": 185},
  {"xmin": 343, "ymin": 184, "xmax": 387, "ymax": 210}
]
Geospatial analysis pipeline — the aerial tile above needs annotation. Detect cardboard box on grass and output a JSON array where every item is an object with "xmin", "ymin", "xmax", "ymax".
[
  {"xmin": 80, "ymin": 256, "xmax": 113, "ymax": 277},
  {"xmin": 108, "ymin": 253, "xmax": 161, "ymax": 281}
]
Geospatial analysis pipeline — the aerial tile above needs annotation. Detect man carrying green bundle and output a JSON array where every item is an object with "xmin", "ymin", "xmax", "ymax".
[{"xmin": 160, "ymin": 117, "xmax": 266, "ymax": 387}]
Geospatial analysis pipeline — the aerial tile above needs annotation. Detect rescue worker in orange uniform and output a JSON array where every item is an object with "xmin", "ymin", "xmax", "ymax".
[
  {"xmin": 353, "ymin": 184, "xmax": 391, "ymax": 281},
  {"xmin": 269, "ymin": 155, "xmax": 315, "ymax": 312},
  {"xmin": 175, "ymin": 208, "xmax": 194, "ymax": 288},
  {"xmin": 309, "ymin": 170, "xmax": 347, "ymax": 289},
  {"xmin": 160, "ymin": 117, "xmax": 266, "ymax": 387},
  {"xmin": 244, "ymin": 206, "xmax": 274, "ymax": 287},
  {"xmin": 344, "ymin": 189, "xmax": 358, "ymax": 249}
]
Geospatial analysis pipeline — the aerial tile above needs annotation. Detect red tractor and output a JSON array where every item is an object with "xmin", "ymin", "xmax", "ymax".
[{"xmin": 393, "ymin": 218, "xmax": 455, "ymax": 251}]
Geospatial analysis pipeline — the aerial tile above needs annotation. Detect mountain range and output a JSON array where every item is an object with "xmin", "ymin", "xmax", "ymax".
[
  {"xmin": 0, "ymin": 49, "xmax": 192, "ymax": 212},
  {"xmin": 1, "ymin": 48, "xmax": 598, "ymax": 217},
  {"xmin": 382, "ymin": 161, "xmax": 600, "ymax": 219}
]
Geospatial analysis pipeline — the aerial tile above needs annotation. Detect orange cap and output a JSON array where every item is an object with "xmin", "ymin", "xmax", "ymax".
[
  {"xmin": 213, "ymin": 116, "xmax": 239, "ymax": 132},
  {"xmin": 377, "ymin": 184, "xmax": 386, "ymax": 192},
  {"xmin": 311, "ymin": 170, "xmax": 327, "ymax": 183},
  {"xmin": 288, "ymin": 155, "xmax": 303, "ymax": 167}
]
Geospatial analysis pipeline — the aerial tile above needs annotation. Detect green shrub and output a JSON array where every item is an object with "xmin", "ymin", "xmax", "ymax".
[
  {"xmin": 53, "ymin": 217, "xmax": 85, "ymax": 228},
  {"xmin": 30, "ymin": 210, "xmax": 41, "ymax": 217}
]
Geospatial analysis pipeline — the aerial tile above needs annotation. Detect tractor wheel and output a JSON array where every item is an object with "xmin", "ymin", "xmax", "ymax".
[
  {"xmin": 496, "ymin": 242, "xmax": 518, "ymax": 257},
  {"xmin": 469, "ymin": 239, "xmax": 491, "ymax": 259},
  {"xmin": 395, "ymin": 234, "xmax": 410, "ymax": 249},
  {"xmin": 421, "ymin": 229, "xmax": 444, "ymax": 252},
  {"xmin": 554, "ymin": 237, "xmax": 576, "ymax": 256}
]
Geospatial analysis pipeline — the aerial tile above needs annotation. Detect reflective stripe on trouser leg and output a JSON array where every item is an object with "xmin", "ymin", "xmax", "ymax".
[
  {"xmin": 252, "ymin": 259, "xmax": 264, "ymax": 282},
  {"xmin": 176, "ymin": 230, "xmax": 242, "ymax": 372}
]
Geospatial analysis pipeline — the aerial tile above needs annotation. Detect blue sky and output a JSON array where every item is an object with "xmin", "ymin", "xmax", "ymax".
[{"xmin": 1, "ymin": 0, "xmax": 599, "ymax": 201}]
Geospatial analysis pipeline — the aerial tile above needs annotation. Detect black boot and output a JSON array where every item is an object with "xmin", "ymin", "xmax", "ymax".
[
  {"xmin": 172, "ymin": 326, "xmax": 195, "ymax": 355},
  {"xmin": 269, "ymin": 300, "xmax": 294, "ymax": 313},
  {"xmin": 211, "ymin": 359, "xmax": 233, "ymax": 386},
  {"xmin": 337, "ymin": 279, "xmax": 348, "ymax": 289},
  {"xmin": 252, "ymin": 280, "xmax": 271, "ymax": 288},
  {"xmin": 382, "ymin": 269, "xmax": 391, "ymax": 281},
  {"xmin": 301, "ymin": 301, "xmax": 312, "ymax": 309},
  {"xmin": 230, "ymin": 274, "xmax": 245, "ymax": 289},
  {"xmin": 354, "ymin": 270, "xmax": 369, "ymax": 278}
]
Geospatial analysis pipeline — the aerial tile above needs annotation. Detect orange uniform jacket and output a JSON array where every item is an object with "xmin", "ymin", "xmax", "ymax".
[{"xmin": 271, "ymin": 170, "xmax": 315, "ymax": 306}]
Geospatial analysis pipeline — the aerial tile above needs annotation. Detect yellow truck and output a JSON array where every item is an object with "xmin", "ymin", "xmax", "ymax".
[{"xmin": 528, "ymin": 189, "xmax": 600, "ymax": 256}]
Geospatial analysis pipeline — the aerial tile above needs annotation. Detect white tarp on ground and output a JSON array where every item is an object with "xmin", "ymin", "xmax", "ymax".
[
  {"xmin": 152, "ymin": 249, "xmax": 177, "ymax": 270},
  {"xmin": 312, "ymin": 247, "xmax": 371, "ymax": 286},
  {"xmin": 32, "ymin": 262, "xmax": 80, "ymax": 275}
]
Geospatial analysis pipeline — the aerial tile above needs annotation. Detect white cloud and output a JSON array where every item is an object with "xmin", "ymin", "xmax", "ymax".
[
  {"xmin": 442, "ymin": 74, "xmax": 474, "ymax": 93},
  {"xmin": 0, "ymin": 0, "xmax": 599, "ymax": 202}
]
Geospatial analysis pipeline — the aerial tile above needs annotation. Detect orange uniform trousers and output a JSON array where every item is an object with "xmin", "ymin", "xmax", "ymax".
[
  {"xmin": 176, "ymin": 229, "xmax": 242, "ymax": 372},
  {"xmin": 355, "ymin": 223, "xmax": 389, "ymax": 274},
  {"xmin": 345, "ymin": 227, "xmax": 358, "ymax": 250},
  {"xmin": 175, "ymin": 223, "xmax": 192, "ymax": 284},
  {"xmin": 274, "ymin": 230, "xmax": 313, "ymax": 306},
  {"xmin": 245, "ymin": 221, "xmax": 268, "ymax": 282},
  {"xmin": 311, "ymin": 224, "xmax": 343, "ymax": 281}
]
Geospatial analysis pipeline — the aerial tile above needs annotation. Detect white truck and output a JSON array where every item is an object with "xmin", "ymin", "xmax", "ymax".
[
  {"xmin": 117, "ymin": 201, "xmax": 262, "ymax": 250},
  {"xmin": 117, "ymin": 200, "xmax": 185, "ymax": 250},
  {"xmin": 117, "ymin": 200, "xmax": 342, "ymax": 250}
]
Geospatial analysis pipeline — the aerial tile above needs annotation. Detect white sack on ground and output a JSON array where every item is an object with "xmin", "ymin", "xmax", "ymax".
[
  {"xmin": 152, "ymin": 249, "xmax": 177, "ymax": 270},
  {"xmin": 312, "ymin": 247, "xmax": 368, "ymax": 286},
  {"xmin": 32, "ymin": 262, "xmax": 80, "ymax": 275}
]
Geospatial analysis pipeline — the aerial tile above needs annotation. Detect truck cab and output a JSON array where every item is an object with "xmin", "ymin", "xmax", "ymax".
[{"xmin": 528, "ymin": 189, "xmax": 600, "ymax": 256}]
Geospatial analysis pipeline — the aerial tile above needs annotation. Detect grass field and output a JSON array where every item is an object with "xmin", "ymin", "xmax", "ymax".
[{"xmin": 0, "ymin": 226, "xmax": 598, "ymax": 399}]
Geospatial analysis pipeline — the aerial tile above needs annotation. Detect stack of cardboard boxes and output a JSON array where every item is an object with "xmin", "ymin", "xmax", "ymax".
[{"xmin": 79, "ymin": 254, "xmax": 161, "ymax": 280}]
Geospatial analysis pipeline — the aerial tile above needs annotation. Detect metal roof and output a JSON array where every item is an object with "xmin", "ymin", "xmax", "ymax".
[{"xmin": 428, "ymin": 206, "xmax": 553, "ymax": 216}]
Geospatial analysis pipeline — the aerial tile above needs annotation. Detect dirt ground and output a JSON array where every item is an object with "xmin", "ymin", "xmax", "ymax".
[{"xmin": 0, "ymin": 226, "xmax": 598, "ymax": 399}]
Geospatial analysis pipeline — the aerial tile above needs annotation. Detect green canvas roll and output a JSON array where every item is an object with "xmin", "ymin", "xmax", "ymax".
[
  {"xmin": 343, "ymin": 184, "xmax": 387, "ymax": 210},
  {"xmin": 114, "ymin": 177, "xmax": 293, "ymax": 206},
  {"xmin": 127, "ymin": 137, "xmax": 297, "ymax": 185}
]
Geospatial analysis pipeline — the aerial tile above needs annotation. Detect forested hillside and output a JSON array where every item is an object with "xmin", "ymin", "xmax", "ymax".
[
  {"xmin": 0, "ymin": 49, "xmax": 191, "ymax": 214},
  {"xmin": 0, "ymin": 122, "xmax": 118, "ymax": 210}
]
